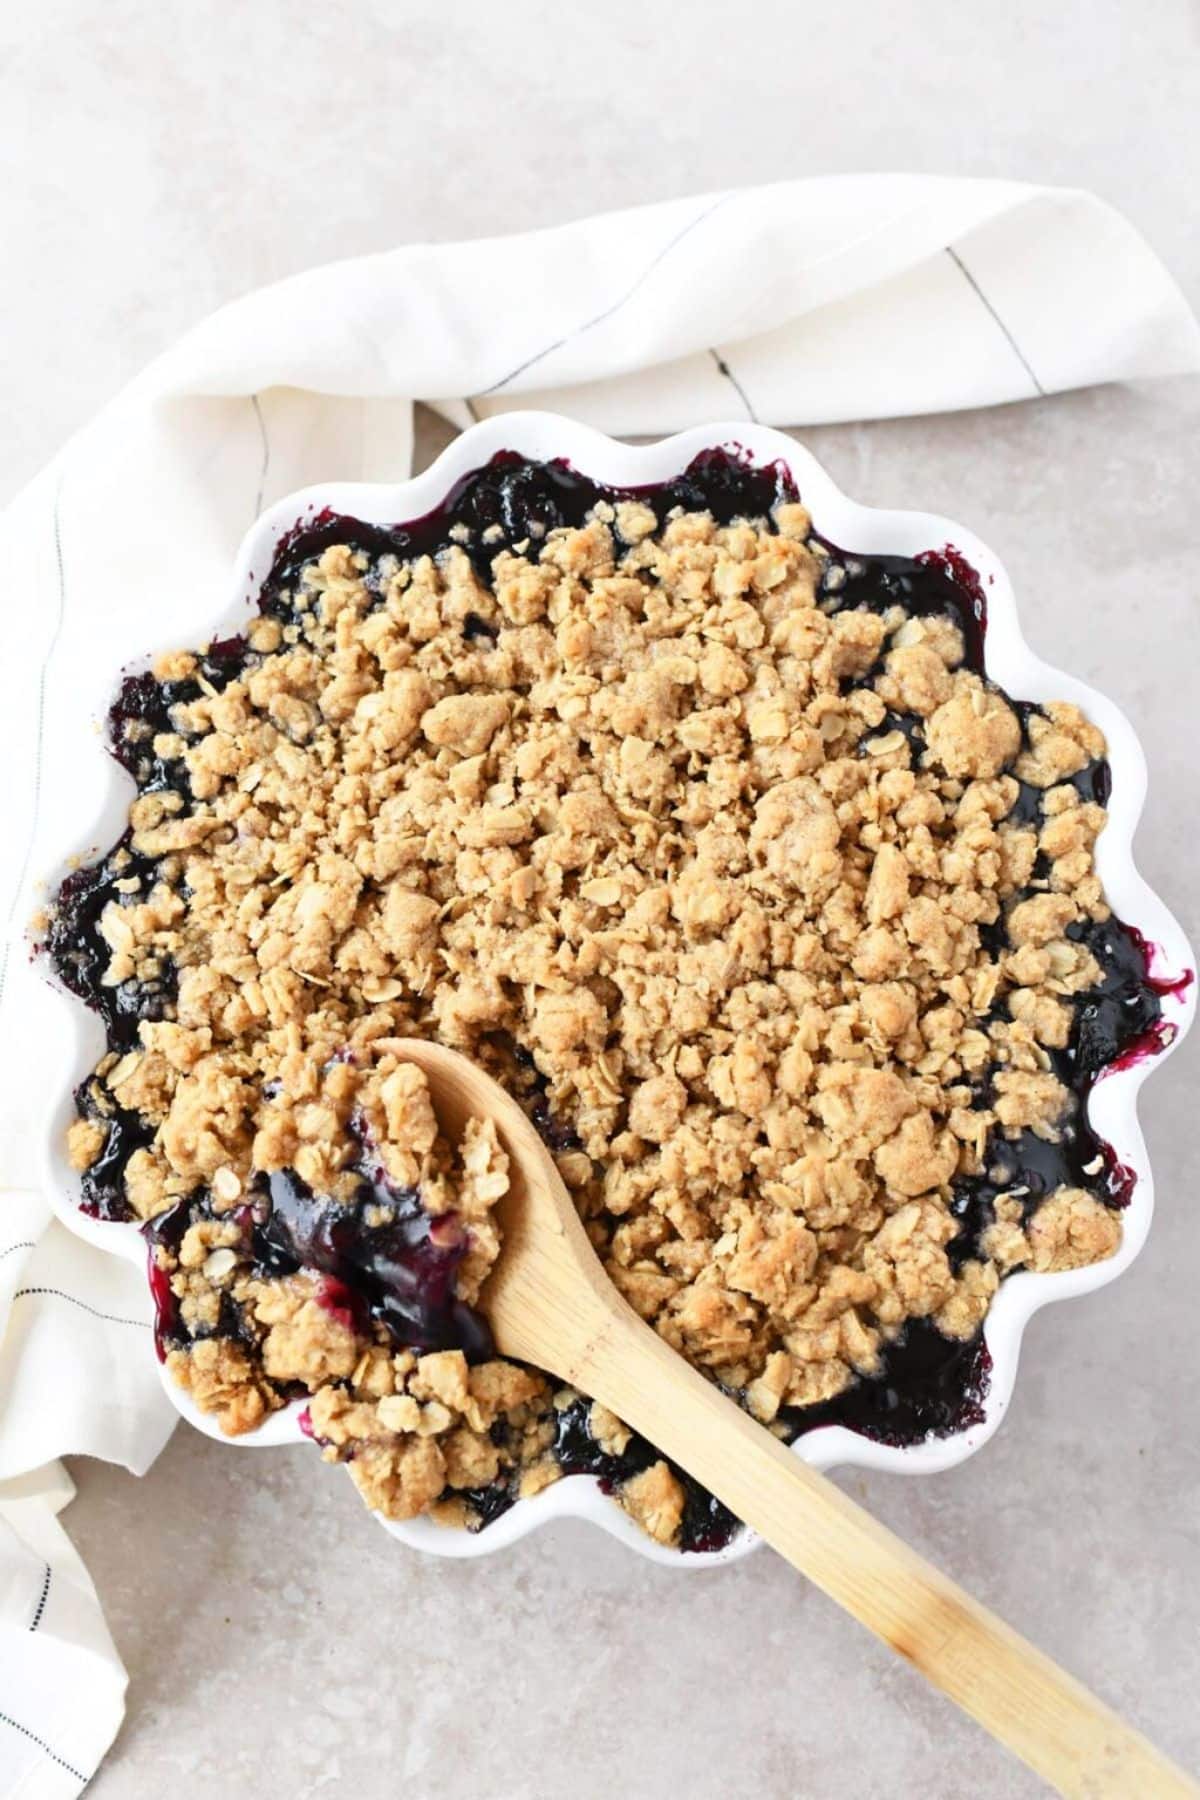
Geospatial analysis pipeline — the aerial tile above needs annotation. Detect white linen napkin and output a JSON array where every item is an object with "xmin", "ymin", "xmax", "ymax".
[{"xmin": 0, "ymin": 173, "xmax": 1196, "ymax": 1794}]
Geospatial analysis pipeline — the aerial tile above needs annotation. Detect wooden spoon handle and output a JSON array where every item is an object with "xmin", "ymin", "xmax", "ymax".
[{"xmin": 581, "ymin": 1316, "xmax": 1196, "ymax": 1798}]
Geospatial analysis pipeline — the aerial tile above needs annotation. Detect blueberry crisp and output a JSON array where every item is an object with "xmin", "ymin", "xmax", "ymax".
[{"xmin": 44, "ymin": 451, "xmax": 1171, "ymax": 1552}]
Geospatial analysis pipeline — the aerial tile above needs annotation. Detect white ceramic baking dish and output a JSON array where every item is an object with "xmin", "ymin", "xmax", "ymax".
[{"xmin": 34, "ymin": 414, "xmax": 1195, "ymax": 1567}]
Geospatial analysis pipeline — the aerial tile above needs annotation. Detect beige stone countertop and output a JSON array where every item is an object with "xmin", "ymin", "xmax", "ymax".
[{"xmin": 5, "ymin": 2, "xmax": 1199, "ymax": 1794}]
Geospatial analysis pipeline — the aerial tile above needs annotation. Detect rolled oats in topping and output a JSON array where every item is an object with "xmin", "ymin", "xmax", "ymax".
[{"xmin": 45, "ymin": 452, "xmax": 1166, "ymax": 1552}]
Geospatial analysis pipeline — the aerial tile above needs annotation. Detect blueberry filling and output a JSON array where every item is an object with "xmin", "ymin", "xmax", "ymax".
[
  {"xmin": 144, "ymin": 1196, "xmax": 193, "ymax": 1355},
  {"xmin": 780, "ymin": 1321, "xmax": 991, "ymax": 1448},
  {"xmin": 1068, "ymin": 916, "xmax": 1175, "ymax": 1076},
  {"xmin": 448, "ymin": 1482, "xmax": 517, "ymax": 1530},
  {"xmin": 505, "ymin": 1040, "xmax": 583, "ymax": 1154},
  {"xmin": 46, "ymin": 449, "xmax": 1179, "ymax": 1552},
  {"xmin": 73, "ymin": 1073, "xmax": 155, "ymax": 1220},
  {"xmin": 258, "ymin": 449, "xmax": 799, "ymax": 627},
  {"xmin": 253, "ymin": 1163, "xmax": 493, "ymax": 1361},
  {"xmin": 860, "ymin": 708, "xmax": 926, "ymax": 757},
  {"xmin": 549, "ymin": 1396, "xmax": 741, "ymax": 1554},
  {"xmin": 108, "ymin": 635, "xmax": 251, "ymax": 797},
  {"xmin": 1006, "ymin": 779, "xmax": 1045, "ymax": 828},
  {"xmin": 46, "ymin": 833, "xmax": 178, "ymax": 1053},
  {"xmin": 145, "ymin": 1156, "xmax": 494, "ymax": 1369}
]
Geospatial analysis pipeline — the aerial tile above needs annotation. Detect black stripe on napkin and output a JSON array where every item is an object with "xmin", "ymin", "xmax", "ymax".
[
  {"xmin": 29, "ymin": 1563, "xmax": 52, "ymax": 1633},
  {"xmin": 0, "ymin": 1240, "xmax": 38, "ymax": 1262},
  {"xmin": 946, "ymin": 245, "xmax": 1045, "ymax": 396},
  {"xmin": 0, "ymin": 1709, "xmax": 89, "ymax": 1784},
  {"xmin": 708, "ymin": 348, "xmax": 758, "ymax": 420},
  {"xmin": 12, "ymin": 1287, "xmax": 148, "ymax": 1329},
  {"xmin": 478, "ymin": 193, "xmax": 731, "ymax": 396}
]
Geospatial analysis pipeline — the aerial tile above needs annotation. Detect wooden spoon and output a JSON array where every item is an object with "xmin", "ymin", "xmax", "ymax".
[{"xmin": 395, "ymin": 1037, "xmax": 1195, "ymax": 1798}]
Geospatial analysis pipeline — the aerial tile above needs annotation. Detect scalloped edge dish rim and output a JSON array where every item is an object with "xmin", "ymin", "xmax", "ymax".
[{"xmin": 33, "ymin": 413, "xmax": 1196, "ymax": 1568}]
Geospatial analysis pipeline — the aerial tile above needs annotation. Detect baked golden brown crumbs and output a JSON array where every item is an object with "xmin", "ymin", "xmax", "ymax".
[{"xmin": 50, "ymin": 453, "xmax": 1153, "ymax": 1551}]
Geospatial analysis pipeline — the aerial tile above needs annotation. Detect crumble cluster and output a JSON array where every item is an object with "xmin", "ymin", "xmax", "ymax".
[
  {"xmin": 64, "ymin": 490, "xmax": 1122, "ymax": 1545},
  {"xmin": 148, "ymin": 1056, "xmax": 557, "ymax": 1521}
]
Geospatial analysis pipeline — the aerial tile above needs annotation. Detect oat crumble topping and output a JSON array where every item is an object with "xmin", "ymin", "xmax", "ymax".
[{"xmin": 46, "ymin": 451, "xmax": 1163, "ymax": 1552}]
